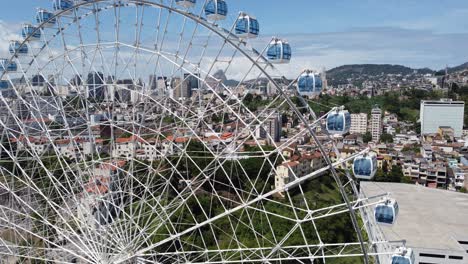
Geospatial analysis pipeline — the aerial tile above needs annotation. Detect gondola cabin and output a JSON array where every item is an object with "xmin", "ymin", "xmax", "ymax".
[
  {"xmin": 391, "ymin": 247, "xmax": 415, "ymax": 264},
  {"xmin": 205, "ymin": 0, "xmax": 227, "ymax": 21},
  {"xmin": 22, "ymin": 24, "xmax": 41, "ymax": 41},
  {"xmin": 267, "ymin": 38, "xmax": 291, "ymax": 64},
  {"xmin": 0, "ymin": 80, "xmax": 10, "ymax": 89},
  {"xmin": 235, "ymin": 12, "xmax": 259, "ymax": 39},
  {"xmin": 0, "ymin": 59, "xmax": 18, "ymax": 72},
  {"xmin": 53, "ymin": 0, "xmax": 74, "ymax": 14},
  {"xmin": 9, "ymin": 41, "xmax": 28, "ymax": 55},
  {"xmin": 36, "ymin": 9, "xmax": 57, "ymax": 27},
  {"xmin": 375, "ymin": 198, "xmax": 399, "ymax": 225},
  {"xmin": 352, "ymin": 152, "xmax": 377, "ymax": 180},
  {"xmin": 176, "ymin": 0, "xmax": 196, "ymax": 8},
  {"xmin": 297, "ymin": 70, "xmax": 322, "ymax": 97},
  {"xmin": 326, "ymin": 109, "xmax": 351, "ymax": 135}
]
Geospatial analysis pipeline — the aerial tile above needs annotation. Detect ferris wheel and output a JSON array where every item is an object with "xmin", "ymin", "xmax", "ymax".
[{"xmin": 0, "ymin": 0, "xmax": 413, "ymax": 263}]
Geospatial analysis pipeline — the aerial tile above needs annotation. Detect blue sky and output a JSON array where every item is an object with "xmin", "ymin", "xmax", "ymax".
[{"xmin": 1, "ymin": 0, "xmax": 468, "ymax": 73}]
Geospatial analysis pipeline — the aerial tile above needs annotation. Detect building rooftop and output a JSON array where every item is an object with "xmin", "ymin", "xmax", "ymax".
[
  {"xmin": 421, "ymin": 99, "xmax": 465, "ymax": 105},
  {"xmin": 361, "ymin": 182, "xmax": 468, "ymax": 254}
]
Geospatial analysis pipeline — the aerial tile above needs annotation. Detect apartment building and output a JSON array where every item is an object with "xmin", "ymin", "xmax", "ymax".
[{"xmin": 350, "ymin": 113, "xmax": 367, "ymax": 134}]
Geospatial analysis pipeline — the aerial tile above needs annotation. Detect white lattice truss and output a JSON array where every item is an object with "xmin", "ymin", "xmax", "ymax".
[{"xmin": 0, "ymin": 1, "xmax": 403, "ymax": 263}]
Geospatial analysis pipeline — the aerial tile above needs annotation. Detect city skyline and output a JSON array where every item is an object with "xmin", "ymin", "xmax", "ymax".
[{"xmin": 0, "ymin": 0, "xmax": 468, "ymax": 78}]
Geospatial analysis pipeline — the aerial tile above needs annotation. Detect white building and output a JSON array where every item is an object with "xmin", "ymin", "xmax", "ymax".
[
  {"xmin": 275, "ymin": 161, "xmax": 299, "ymax": 194},
  {"xmin": 157, "ymin": 77, "xmax": 168, "ymax": 97},
  {"xmin": 371, "ymin": 106, "xmax": 382, "ymax": 142},
  {"xmin": 420, "ymin": 99, "xmax": 465, "ymax": 137},
  {"xmin": 420, "ymin": 144, "xmax": 433, "ymax": 160},
  {"xmin": 452, "ymin": 167, "xmax": 466, "ymax": 190},
  {"xmin": 350, "ymin": 113, "xmax": 367, "ymax": 134},
  {"xmin": 111, "ymin": 136, "xmax": 140, "ymax": 159},
  {"xmin": 275, "ymin": 152, "xmax": 324, "ymax": 197}
]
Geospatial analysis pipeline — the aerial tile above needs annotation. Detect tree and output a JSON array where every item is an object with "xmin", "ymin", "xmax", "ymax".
[
  {"xmin": 388, "ymin": 166, "xmax": 405, "ymax": 183},
  {"xmin": 281, "ymin": 113, "xmax": 288, "ymax": 125},
  {"xmin": 222, "ymin": 112, "xmax": 230, "ymax": 123},
  {"xmin": 211, "ymin": 113, "xmax": 220, "ymax": 123},
  {"xmin": 374, "ymin": 166, "xmax": 408, "ymax": 183},
  {"xmin": 374, "ymin": 169, "xmax": 386, "ymax": 182},
  {"xmin": 382, "ymin": 160, "xmax": 389, "ymax": 173},
  {"xmin": 380, "ymin": 133, "xmax": 394, "ymax": 143},
  {"xmin": 363, "ymin": 132, "xmax": 372, "ymax": 143}
]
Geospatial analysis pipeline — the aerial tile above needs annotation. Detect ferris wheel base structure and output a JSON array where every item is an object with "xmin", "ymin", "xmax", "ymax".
[{"xmin": 362, "ymin": 182, "xmax": 468, "ymax": 264}]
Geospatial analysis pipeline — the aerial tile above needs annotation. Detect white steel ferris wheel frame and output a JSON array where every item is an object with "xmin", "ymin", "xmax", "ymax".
[{"xmin": 0, "ymin": 0, "xmax": 402, "ymax": 263}]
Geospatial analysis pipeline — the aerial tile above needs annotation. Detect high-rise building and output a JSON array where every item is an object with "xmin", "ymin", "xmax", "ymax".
[
  {"xmin": 114, "ymin": 79, "xmax": 134, "ymax": 103},
  {"xmin": 420, "ymin": 99, "xmax": 465, "ymax": 137},
  {"xmin": 70, "ymin": 74, "xmax": 82, "ymax": 86},
  {"xmin": 149, "ymin": 74, "xmax": 158, "ymax": 90},
  {"xmin": 173, "ymin": 74, "xmax": 199, "ymax": 99},
  {"xmin": 171, "ymin": 77, "xmax": 182, "ymax": 99},
  {"xmin": 87, "ymin": 72, "xmax": 105, "ymax": 100},
  {"xmin": 267, "ymin": 112, "xmax": 282, "ymax": 143},
  {"xmin": 371, "ymin": 106, "xmax": 382, "ymax": 142},
  {"xmin": 182, "ymin": 73, "xmax": 198, "ymax": 98},
  {"xmin": 255, "ymin": 112, "xmax": 281, "ymax": 144},
  {"xmin": 266, "ymin": 81, "xmax": 278, "ymax": 96},
  {"xmin": 321, "ymin": 67, "xmax": 328, "ymax": 90},
  {"xmin": 350, "ymin": 113, "xmax": 368, "ymax": 134},
  {"xmin": 157, "ymin": 77, "xmax": 168, "ymax": 97}
]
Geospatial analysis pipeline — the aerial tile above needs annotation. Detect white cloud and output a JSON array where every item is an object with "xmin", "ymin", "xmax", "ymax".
[
  {"xmin": 238, "ymin": 27, "xmax": 468, "ymax": 78},
  {"xmin": 0, "ymin": 20, "xmax": 21, "ymax": 58},
  {"xmin": 2, "ymin": 23, "xmax": 467, "ymax": 83},
  {"xmin": 383, "ymin": 8, "xmax": 468, "ymax": 34}
]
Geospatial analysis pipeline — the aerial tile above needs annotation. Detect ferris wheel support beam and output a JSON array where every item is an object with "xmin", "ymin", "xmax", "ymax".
[
  {"xmin": 116, "ymin": 148, "xmax": 369, "ymax": 263},
  {"xmin": 139, "ymin": 240, "xmax": 398, "ymax": 263},
  {"xmin": 294, "ymin": 93, "xmax": 387, "ymax": 260},
  {"xmin": 26, "ymin": 1, "xmax": 372, "ymax": 262}
]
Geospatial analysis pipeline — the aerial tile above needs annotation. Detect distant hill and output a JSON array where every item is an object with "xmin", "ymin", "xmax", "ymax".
[
  {"xmin": 327, "ymin": 64, "xmax": 435, "ymax": 86},
  {"xmin": 213, "ymin": 70, "xmax": 240, "ymax": 87},
  {"xmin": 447, "ymin": 62, "xmax": 468, "ymax": 74},
  {"xmin": 327, "ymin": 64, "xmax": 435, "ymax": 76}
]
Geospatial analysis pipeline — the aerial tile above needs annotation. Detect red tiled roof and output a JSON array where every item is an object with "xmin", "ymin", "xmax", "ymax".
[
  {"xmin": 115, "ymin": 135, "xmax": 143, "ymax": 144},
  {"xmin": 100, "ymin": 160, "xmax": 126, "ymax": 171},
  {"xmin": 175, "ymin": 137, "xmax": 189, "ymax": 144},
  {"xmin": 85, "ymin": 176, "xmax": 109, "ymax": 195},
  {"xmin": 282, "ymin": 161, "xmax": 299, "ymax": 167}
]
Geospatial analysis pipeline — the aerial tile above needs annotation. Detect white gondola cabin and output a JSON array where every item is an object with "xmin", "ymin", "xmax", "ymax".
[
  {"xmin": 176, "ymin": 0, "xmax": 196, "ymax": 8},
  {"xmin": 235, "ymin": 12, "xmax": 259, "ymax": 39},
  {"xmin": 53, "ymin": 0, "xmax": 74, "ymax": 13},
  {"xmin": 353, "ymin": 152, "xmax": 377, "ymax": 180},
  {"xmin": 267, "ymin": 38, "xmax": 291, "ymax": 64},
  {"xmin": 326, "ymin": 109, "xmax": 351, "ymax": 135},
  {"xmin": 375, "ymin": 198, "xmax": 399, "ymax": 225},
  {"xmin": 22, "ymin": 24, "xmax": 41, "ymax": 41},
  {"xmin": 205, "ymin": 0, "xmax": 227, "ymax": 21},
  {"xmin": 0, "ymin": 59, "xmax": 18, "ymax": 72},
  {"xmin": 36, "ymin": 9, "xmax": 56, "ymax": 27},
  {"xmin": 9, "ymin": 41, "xmax": 28, "ymax": 55},
  {"xmin": 391, "ymin": 247, "xmax": 415, "ymax": 264},
  {"xmin": 297, "ymin": 70, "xmax": 322, "ymax": 97},
  {"xmin": 0, "ymin": 80, "xmax": 10, "ymax": 89}
]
